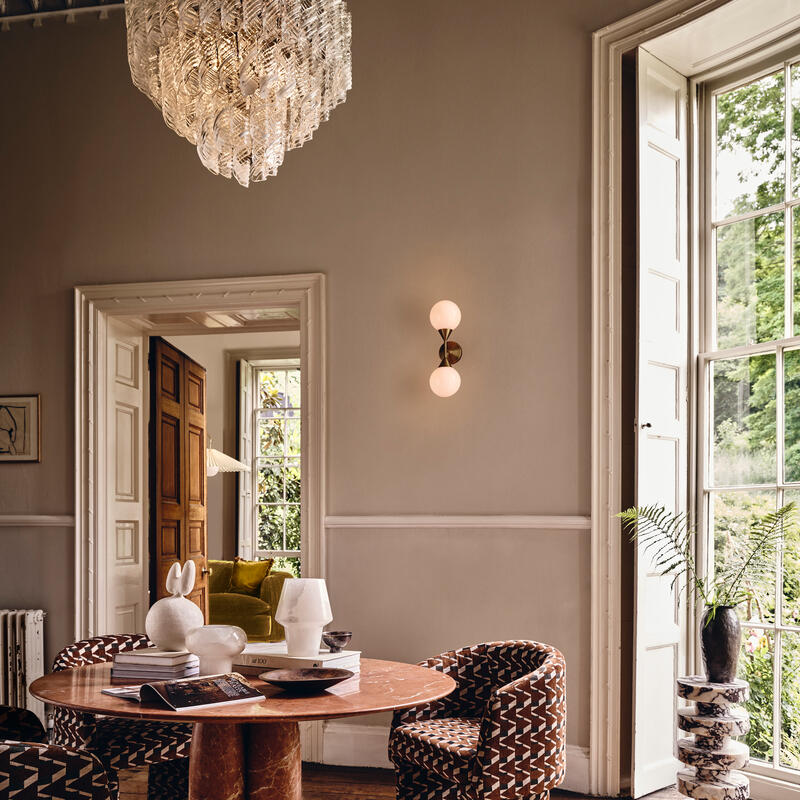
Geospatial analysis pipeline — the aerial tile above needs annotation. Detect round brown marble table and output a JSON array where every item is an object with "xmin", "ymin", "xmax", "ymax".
[{"xmin": 30, "ymin": 658, "xmax": 454, "ymax": 800}]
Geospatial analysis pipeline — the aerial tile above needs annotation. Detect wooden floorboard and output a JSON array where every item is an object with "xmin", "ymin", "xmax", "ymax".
[
  {"xmin": 120, "ymin": 763, "xmax": 683, "ymax": 799},
  {"xmin": 303, "ymin": 764, "xmax": 683, "ymax": 799}
]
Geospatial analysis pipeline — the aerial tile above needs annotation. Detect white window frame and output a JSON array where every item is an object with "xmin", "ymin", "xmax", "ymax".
[
  {"xmin": 697, "ymin": 51, "xmax": 800, "ymax": 787},
  {"xmin": 593, "ymin": 3, "xmax": 800, "ymax": 796},
  {"xmin": 239, "ymin": 357, "xmax": 303, "ymax": 569}
]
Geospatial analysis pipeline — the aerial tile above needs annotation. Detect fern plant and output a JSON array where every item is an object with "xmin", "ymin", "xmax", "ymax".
[{"xmin": 617, "ymin": 503, "xmax": 796, "ymax": 621}]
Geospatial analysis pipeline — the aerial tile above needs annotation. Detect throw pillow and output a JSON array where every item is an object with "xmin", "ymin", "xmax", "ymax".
[{"xmin": 230, "ymin": 557, "xmax": 274, "ymax": 597}]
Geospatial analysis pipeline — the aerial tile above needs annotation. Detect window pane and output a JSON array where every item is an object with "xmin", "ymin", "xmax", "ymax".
[
  {"xmin": 258, "ymin": 419, "xmax": 284, "ymax": 457},
  {"xmin": 287, "ymin": 370, "xmax": 301, "ymax": 408},
  {"xmin": 782, "ymin": 631, "xmax": 800, "ymax": 768},
  {"xmin": 271, "ymin": 556, "xmax": 301, "ymax": 578},
  {"xmin": 786, "ymin": 350, "xmax": 800, "ymax": 482},
  {"xmin": 257, "ymin": 465, "xmax": 283, "ymax": 504},
  {"xmin": 715, "ymin": 69, "xmax": 785, "ymax": 220},
  {"xmin": 259, "ymin": 370, "xmax": 286, "ymax": 408},
  {"xmin": 285, "ymin": 462, "xmax": 301, "ymax": 503},
  {"xmin": 716, "ymin": 212, "xmax": 784, "ymax": 349},
  {"xmin": 285, "ymin": 419, "xmax": 301, "ymax": 458},
  {"xmin": 257, "ymin": 505, "xmax": 285, "ymax": 551},
  {"xmin": 711, "ymin": 490, "xmax": 777, "ymax": 623},
  {"xmin": 285, "ymin": 505, "xmax": 300, "ymax": 551},
  {"xmin": 740, "ymin": 627, "xmax": 774, "ymax": 762},
  {"xmin": 712, "ymin": 354, "xmax": 777, "ymax": 486},
  {"xmin": 782, "ymin": 489, "xmax": 800, "ymax": 626}
]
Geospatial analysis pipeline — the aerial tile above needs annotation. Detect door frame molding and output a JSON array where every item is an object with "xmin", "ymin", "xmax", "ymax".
[
  {"xmin": 74, "ymin": 274, "xmax": 326, "ymax": 641},
  {"xmin": 590, "ymin": 0, "xmax": 730, "ymax": 794}
]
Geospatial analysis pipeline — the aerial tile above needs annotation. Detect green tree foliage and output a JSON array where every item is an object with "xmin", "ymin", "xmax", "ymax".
[
  {"xmin": 255, "ymin": 369, "xmax": 301, "ymax": 578},
  {"xmin": 711, "ymin": 65, "xmax": 800, "ymax": 765}
]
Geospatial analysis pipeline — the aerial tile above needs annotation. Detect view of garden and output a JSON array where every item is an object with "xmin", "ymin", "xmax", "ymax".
[
  {"xmin": 255, "ymin": 367, "xmax": 302, "ymax": 578},
  {"xmin": 711, "ymin": 62, "xmax": 800, "ymax": 768}
]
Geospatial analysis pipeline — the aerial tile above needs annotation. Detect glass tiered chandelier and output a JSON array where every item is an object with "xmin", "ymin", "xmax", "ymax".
[{"xmin": 125, "ymin": 0, "xmax": 351, "ymax": 187}]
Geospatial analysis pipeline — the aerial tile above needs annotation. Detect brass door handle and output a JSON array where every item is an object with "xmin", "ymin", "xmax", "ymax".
[{"xmin": 201, "ymin": 567, "xmax": 211, "ymax": 576}]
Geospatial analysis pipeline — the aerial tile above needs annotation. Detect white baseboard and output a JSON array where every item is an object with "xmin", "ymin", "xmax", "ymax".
[
  {"xmin": 562, "ymin": 744, "xmax": 590, "ymax": 794},
  {"xmin": 322, "ymin": 722, "xmax": 392, "ymax": 769},
  {"xmin": 321, "ymin": 722, "xmax": 591, "ymax": 794}
]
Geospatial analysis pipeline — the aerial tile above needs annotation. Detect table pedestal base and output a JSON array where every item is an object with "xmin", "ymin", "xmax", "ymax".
[{"xmin": 189, "ymin": 721, "xmax": 302, "ymax": 800}]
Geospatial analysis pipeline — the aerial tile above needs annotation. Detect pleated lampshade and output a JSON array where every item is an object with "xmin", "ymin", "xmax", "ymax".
[{"xmin": 207, "ymin": 448, "xmax": 251, "ymax": 477}]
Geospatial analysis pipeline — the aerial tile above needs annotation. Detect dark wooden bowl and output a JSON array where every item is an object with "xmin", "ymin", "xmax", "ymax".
[{"xmin": 258, "ymin": 668, "xmax": 355, "ymax": 694}]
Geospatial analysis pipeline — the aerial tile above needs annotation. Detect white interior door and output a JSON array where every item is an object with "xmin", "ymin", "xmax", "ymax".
[
  {"xmin": 104, "ymin": 319, "xmax": 148, "ymax": 634},
  {"xmin": 632, "ymin": 47, "xmax": 689, "ymax": 798}
]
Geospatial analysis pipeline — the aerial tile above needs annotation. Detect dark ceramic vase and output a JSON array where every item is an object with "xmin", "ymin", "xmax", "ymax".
[{"xmin": 701, "ymin": 605, "xmax": 742, "ymax": 684}]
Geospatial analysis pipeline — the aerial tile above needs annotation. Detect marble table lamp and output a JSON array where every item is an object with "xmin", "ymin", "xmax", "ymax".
[{"xmin": 275, "ymin": 579, "xmax": 332, "ymax": 657}]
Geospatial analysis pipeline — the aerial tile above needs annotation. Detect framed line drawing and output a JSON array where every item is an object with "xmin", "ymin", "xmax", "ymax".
[{"xmin": 0, "ymin": 395, "xmax": 41, "ymax": 462}]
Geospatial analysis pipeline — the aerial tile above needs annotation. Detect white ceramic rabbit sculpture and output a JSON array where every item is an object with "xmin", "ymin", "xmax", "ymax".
[{"xmin": 145, "ymin": 560, "xmax": 204, "ymax": 650}]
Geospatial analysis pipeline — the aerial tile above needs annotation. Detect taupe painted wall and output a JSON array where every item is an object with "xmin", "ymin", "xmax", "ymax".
[{"xmin": 0, "ymin": 0, "xmax": 657, "ymax": 748}]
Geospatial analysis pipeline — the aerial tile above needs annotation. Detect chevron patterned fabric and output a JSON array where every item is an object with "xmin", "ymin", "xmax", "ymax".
[
  {"xmin": 145, "ymin": 755, "xmax": 189, "ymax": 800},
  {"xmin": 0, "ymin": 706, "xmax": 47, "ymax": 745},
  {"xmin": 0, "ymin": 741, "xmax": 113, "ymax": 799},
  {"xmin": 51, "ymin": 634, "xmax": 192, "ymax": 799},
  {"xmin": 389, "ymin": 640, "xmax": 566, "ymax": 800}
]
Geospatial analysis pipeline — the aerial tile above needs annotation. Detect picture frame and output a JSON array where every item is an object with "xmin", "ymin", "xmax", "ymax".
[{"xmin": 0, "ymin": 394, "xmax": 41, "ymax": 463}]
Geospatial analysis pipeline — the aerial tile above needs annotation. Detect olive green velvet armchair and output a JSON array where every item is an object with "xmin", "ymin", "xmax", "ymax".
[{"xmin": 207, "ymin": 560, "xmax": 293, "ymax": 642}]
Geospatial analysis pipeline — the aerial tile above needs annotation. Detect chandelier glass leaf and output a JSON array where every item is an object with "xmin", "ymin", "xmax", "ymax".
[{"xmin": 125, "ymin": 0, "xmax": 352, "ymax": 187}]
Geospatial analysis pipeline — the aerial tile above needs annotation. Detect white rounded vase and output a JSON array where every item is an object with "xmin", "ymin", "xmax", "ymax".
[
  {"xmin": 186, "ymin": 625, "xmax": 247, "ymax": 675},
  {"xmin": 275, "ymin": 578, "xmax": 333, "ymax": 657},
  {"xmin": 145, "ymin": 561, "xmax": 205, "ymax": 651}
]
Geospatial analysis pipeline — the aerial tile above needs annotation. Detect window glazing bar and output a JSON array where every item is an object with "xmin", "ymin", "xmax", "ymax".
[{"xmin": 700, "ymin": 335, "xmax": 800, "ymax": 362}]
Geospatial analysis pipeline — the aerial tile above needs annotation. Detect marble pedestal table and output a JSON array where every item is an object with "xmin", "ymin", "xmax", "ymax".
[
  {"xmin": 30, "ymin": 658, "xmax": 455, "ymax": 800},
  {"xmin": 676, "ymin": 676, "xmax": 750, "ymax": 800}
]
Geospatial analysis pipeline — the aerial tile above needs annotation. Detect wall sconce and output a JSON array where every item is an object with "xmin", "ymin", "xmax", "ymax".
[{"xmin": 429, "ymin": 300, "xmax": 462, "ymax": 397}]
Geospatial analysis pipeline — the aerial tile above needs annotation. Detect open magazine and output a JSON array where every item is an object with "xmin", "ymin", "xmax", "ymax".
[{"xmin": 102, "ymin": 672, "xmax": 264, "ymax": 712}]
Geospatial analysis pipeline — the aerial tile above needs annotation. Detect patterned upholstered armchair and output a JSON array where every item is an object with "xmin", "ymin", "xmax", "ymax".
[
  {"xmin": 51, "ymin": 634, "xmax": 192, "ymax": 800},
  {"xmin": 389, "ymin": 640, "xmax": 566, "ymax": 800},
  {"xmin": 0, "ymin": 705, "xmax": 114, "ymax": 799}
]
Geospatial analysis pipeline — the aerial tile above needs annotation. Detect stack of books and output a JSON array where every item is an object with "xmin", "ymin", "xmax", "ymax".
[
  {"xmin": 111, "ymin": 649, "xmax": 200, "ymax": 681},
  {"xmin": 233, "ymin": 642, "xmax": 361, "ymax": 675}
]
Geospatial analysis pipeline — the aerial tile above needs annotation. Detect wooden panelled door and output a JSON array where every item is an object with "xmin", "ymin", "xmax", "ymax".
[{"xmin": 149, "ymin": 337, "xmax": 209, "ymax": 617}]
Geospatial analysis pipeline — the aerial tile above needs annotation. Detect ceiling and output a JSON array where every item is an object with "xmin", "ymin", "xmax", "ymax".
[
  {"xmin": 114, "ymin": 307, "xmax": 301, "ymax": 336},
  {"xmin": 645, "ymin": 0, "xmax": 800, "ymax": 78},
  {"xmin": 0, "ymin": 0, "xmax": 121, "ymax": 26}
]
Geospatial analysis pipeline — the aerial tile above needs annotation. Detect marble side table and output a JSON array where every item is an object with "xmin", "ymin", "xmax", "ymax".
[{"xmin": 676, "ymin": 676, "xmax": 750, "ymax": 800}]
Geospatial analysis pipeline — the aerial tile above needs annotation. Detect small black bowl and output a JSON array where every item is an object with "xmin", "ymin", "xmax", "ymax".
[
  {"xmin": 259, "ymin": 668, "xmax": 354, "ymax": 694},
  {"xmin": 322, "ymin": 630, "xmax": 352, "ymax": 653}
]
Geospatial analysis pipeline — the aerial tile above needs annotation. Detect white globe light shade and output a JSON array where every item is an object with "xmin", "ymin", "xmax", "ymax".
[
  {"xmin": 429, "ymin": 366, "xmax": 461, "ymax": 397},
  {"xmin": 429, "ymin": 300, "xmax": 461, "ymax": 331}
]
